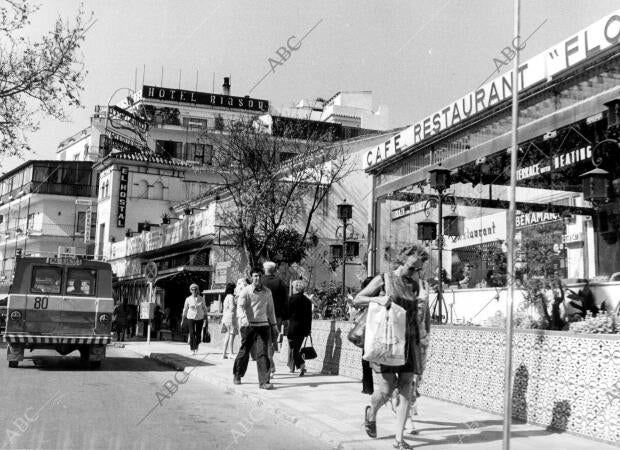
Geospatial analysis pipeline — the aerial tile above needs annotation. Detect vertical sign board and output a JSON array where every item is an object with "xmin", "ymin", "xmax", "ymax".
[
  {"xmin": 117, "ymin": 167, "xmax": 129, "ymax": 228},
  {"xmin": 214, "ymin": 261, "xmax": 231, "ymax": 285},
  {"xmin": 84, "ymin": 206, "xmax": 92, "ymax": 242}
]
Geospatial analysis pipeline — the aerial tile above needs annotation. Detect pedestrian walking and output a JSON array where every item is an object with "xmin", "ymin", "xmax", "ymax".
[
  {"xmin": 286, "ymin": 280, "xmax": 312, "ymax": 376},
  {"xmin": 221, "ymin": 282, "xmax": 238, "ymax": 359},
  {"xmin": 353, "ymin": 244, "xmax": 429, "ymax": 450},
  {"xmin": 233, "ymin": 266, "xmax": 278, "ymax": 390},
  {"xmin": 180, "ymin": 283, "xmax": 209, "ymax": 355},
  {"xmin": 153, "ymin": 304, "xmax": 163, "ymax": 340},
  {"xmin": 126, "ymin": 303, "xmax": 136, "ymax": 338},
  {"xmin": 262, "ymin": 261, "xmax": 288, "ymax": 375},
  {"xmin": 113, "ymin": 298, "xmax": 129, "ymax": 342},
  {"xmin": 358, "ymin": 276, "xmax": 375, "ymax": 395},
  {"xmin": 404, "ymin": 269, "xmax": 431, "ymax": 435}
]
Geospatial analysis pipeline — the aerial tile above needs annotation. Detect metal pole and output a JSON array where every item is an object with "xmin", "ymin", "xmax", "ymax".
[
  {"xmin": 503, "ymin": 0, "xmax": 521, "ymax": 448},
  {"xmin": 147, "ymin": 281, "xmax": 152, "ymax": 344},
  {"xmin": 437, "ymin": 192, "xmax": 444, "ymax": 322},
  {"xmin": 342, "ymin": 218, "xmax": 347, "ymax": 294}
]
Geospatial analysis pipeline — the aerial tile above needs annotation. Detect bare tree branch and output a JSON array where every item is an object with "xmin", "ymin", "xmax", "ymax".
[{"xmin": 0, "ymin": 1, "xmax": 92, "ymax": 158}]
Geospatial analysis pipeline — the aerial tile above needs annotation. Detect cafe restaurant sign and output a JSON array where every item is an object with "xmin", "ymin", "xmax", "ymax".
[
  {"xmin": 449, "ymin": 211, "xmax": 507, "ymax": 249},
  {"xmin": 363, "ymin": 10, "xmax": 620, "ymax": 170},
  {"xmin": 142, "ymin": 85, "xmax": 269, "ymax": 113}
]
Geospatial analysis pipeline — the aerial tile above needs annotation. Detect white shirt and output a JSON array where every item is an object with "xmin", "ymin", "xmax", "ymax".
[{"xmin": 183, "ymin": 295, "xmax": 208, "ymax": 320}]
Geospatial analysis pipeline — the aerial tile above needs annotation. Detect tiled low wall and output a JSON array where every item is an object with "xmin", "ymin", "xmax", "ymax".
[{"xmin": 274, "ymin": 320, "xmax": 620, "ymax": 445}]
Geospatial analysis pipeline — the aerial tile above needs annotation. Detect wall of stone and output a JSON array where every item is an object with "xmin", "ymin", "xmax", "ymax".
[{"xmin": 271, "ymin": 320, "xmax": 620, "ymax": 445}]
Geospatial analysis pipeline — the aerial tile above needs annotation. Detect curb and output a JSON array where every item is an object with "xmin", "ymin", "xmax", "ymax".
[{"xmin": 127, "ymin": 347, "xmax": 345, "ymax": 450}]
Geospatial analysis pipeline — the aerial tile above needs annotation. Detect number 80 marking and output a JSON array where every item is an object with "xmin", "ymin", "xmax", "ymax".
[{"xmin": 33, "ymin": 297, "xmax": 48, "ymax": 309}]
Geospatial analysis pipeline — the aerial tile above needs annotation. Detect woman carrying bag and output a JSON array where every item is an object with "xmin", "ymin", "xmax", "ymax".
[
  {"xmin": 180, "ymin": 283, "xmax": 209, "ymax": 355},
  {"xmin": 353, "ymin": 244, "xmax": 428, "ymax": 450},
  {"xmin": 287, "ymin": 280, "xmax": 313, "ymax": 376}
]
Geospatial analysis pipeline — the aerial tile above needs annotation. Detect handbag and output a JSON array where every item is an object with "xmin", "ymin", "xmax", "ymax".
[
  {"xmin": 201, "ymin": 326, "xmax": 211, "ymax": 343},
  {"xmin": 300, "ymin": 335, "xmax": 317, "ymax": 360},
  {"xmin": 347, "ymin": 308, "xmax": 368, "ymax": 348}
]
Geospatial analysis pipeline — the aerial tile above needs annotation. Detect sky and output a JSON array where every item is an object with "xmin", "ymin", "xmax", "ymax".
[{"xmin": 5, "ymin": 0, "xmax": 619, "ymax": 172}]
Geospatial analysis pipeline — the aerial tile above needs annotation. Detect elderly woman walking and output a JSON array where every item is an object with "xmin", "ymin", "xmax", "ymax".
[
  {"xmin": 221, "ymin": 283, "xmax": 238, "ymax": 358},
  {"xmin": 287, "ymin": 280, "xmax": 313, "ymax": 376},
  {"xmin": 180, "ymin": 283, "xmax": 209, "ymax": 355},
  {"xmin": 353, "ymin": 244, "xmax": 429, "ymax": 450}
]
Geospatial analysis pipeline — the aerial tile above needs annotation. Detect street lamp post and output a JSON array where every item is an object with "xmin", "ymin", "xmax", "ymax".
[
  {"xmin": 579, "ymin": 138, "xmax": 618, "ymax": 275},
  {"xmin": 417, "ymin": 166, "xmax": 463, "ymax": 324},
  {"xmin": 336, "ymin": 200, "xmax": 353, "ymax": 294}
]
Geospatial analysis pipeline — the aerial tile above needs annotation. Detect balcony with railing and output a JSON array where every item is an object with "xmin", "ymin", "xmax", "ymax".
[{"xmin": 109, "ymin": 206, "xmax": 216, "ymax": 260}]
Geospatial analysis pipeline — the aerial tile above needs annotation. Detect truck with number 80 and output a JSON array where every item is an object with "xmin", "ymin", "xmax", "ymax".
[{"xmin": 3, "ymin": 257, "xmax": 114, "ymax": 369}]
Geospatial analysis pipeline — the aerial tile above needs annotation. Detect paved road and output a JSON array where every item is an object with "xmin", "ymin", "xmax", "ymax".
[{"xmin": 0, "ymin": 344, "xmax": 331, "ymax": 450}]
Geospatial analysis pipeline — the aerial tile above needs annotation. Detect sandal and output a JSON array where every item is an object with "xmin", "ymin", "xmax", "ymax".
[
  {"xmin": 364, "ymin": 405, "xmax": 377, "ymax": 438},
  {"xmin": 393, "ymin": 439, "xmax": 413, "ymax": 449}
]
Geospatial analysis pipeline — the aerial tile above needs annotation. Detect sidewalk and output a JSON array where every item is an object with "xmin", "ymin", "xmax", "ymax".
[{"xmin": 121, "ymin": 340, "xmax": 613, "ymax": 450}]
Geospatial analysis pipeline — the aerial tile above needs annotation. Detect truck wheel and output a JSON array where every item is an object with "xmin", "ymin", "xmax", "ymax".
[
  {"xmin": 79, "ymin": 346, "xmax": 90, "ymax": 362},
  {"xmin": 8, "ymin": 361, "xmax": 18, "ymax": 368},
  {"xmin": 89, "ymin": 361, "xmax": 102, "ymax": 370}
]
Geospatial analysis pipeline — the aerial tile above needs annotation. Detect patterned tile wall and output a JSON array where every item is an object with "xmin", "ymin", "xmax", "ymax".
[{"xmin": 273, "ymin": 320, "xmax": 620, "ymax": 445}]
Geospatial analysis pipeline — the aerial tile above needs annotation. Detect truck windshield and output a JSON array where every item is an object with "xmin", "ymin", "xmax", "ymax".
[
  {"xmin": 30, "ymin": 267, "xmax": 62, "ymax": 294},
  {"xmin": 66, "ymin": 268, "xmax": 97, "ymax": 296}
]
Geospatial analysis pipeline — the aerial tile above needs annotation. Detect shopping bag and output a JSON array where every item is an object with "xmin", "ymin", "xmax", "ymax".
[
  {"xmin": 362, "ymin": 302, "xmax": 406, "ymax": 366},
  {"xmin": 300, "ymin": 335, "xmax": 318, "ymax": 360},
  {"xmin": 347, "ymin": 308, "xmax": 368, "ymax": 348},
  {"xmin": 201, "ymin": 326, "xmax": 211, "ymax": 343}
]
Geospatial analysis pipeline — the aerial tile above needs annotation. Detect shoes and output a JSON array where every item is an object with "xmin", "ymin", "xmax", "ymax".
[
  {"xmin": 259, "ymin": 383, "xmax": 274, "ymax": 390},
  {"xmin": 233, "ymin": 377, "xmax": 241, "ymax": 385},
  {"xmin": 364, "ymin": 405, "xmax": 377, "ymax": 439},
  {"xmin": 299, "ymin": 367, "xmax": 306, "ymax": 377},
  {"xmin": 223, "ymin": 354, "xmax": 228, "ymax": 359},
  {"xmin": 393, "ymin": 439, "xmax": 413, "ymax": 449}
]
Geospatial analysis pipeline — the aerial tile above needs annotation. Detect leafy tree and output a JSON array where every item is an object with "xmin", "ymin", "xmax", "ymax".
[
  {"xmin": 263, "ymin": 227, "xmax": 307, "ymax": 265},
  {"xmin": 0, "ymin": 1, "xmax": 93, "ymax": 157},
  {"xmin": 205, "ymin": 118, "xmax": 353, "ymax": 269}
]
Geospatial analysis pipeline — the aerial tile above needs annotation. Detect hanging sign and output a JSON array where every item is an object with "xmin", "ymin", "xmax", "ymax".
[
  {"xmin": 116, "ymin": 167, "xmax": 129, "ymax": 228},
  {"xmin": 362, "ymin": 10, "xmax": 620, "ymax": 170}
]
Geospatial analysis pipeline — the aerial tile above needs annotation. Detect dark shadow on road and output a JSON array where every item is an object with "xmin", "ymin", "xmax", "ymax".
[
  {"xmin": 411, "ymin": 418, "xmax": 504, "ymax": 432},
  {"xmin": 148, "ymin": 353, "xmax": 214, "ymax": 368},
  {"xmin": 271, "ymin": 379, "xmax": 359, "ymax": 389},
  {"xmin": 321, "ymin": 321, "xmax": 342, "ymax": 375},
  {"xmin": 18, "ymin": 355, "xmax": 178, "ymax": 372},
  {"xmin": 340, "ymin": 424, "xmax": 555, "ymax": 448}
]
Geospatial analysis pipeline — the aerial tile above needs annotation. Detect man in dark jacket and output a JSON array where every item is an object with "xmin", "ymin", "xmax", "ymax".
[
  {"xmin": 262, "ymin": 261, "xmax": 289, "ymax": 374},
  {"xmin": 287, "ymin": 280, "xmax": 312, "ymax": 376}
]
